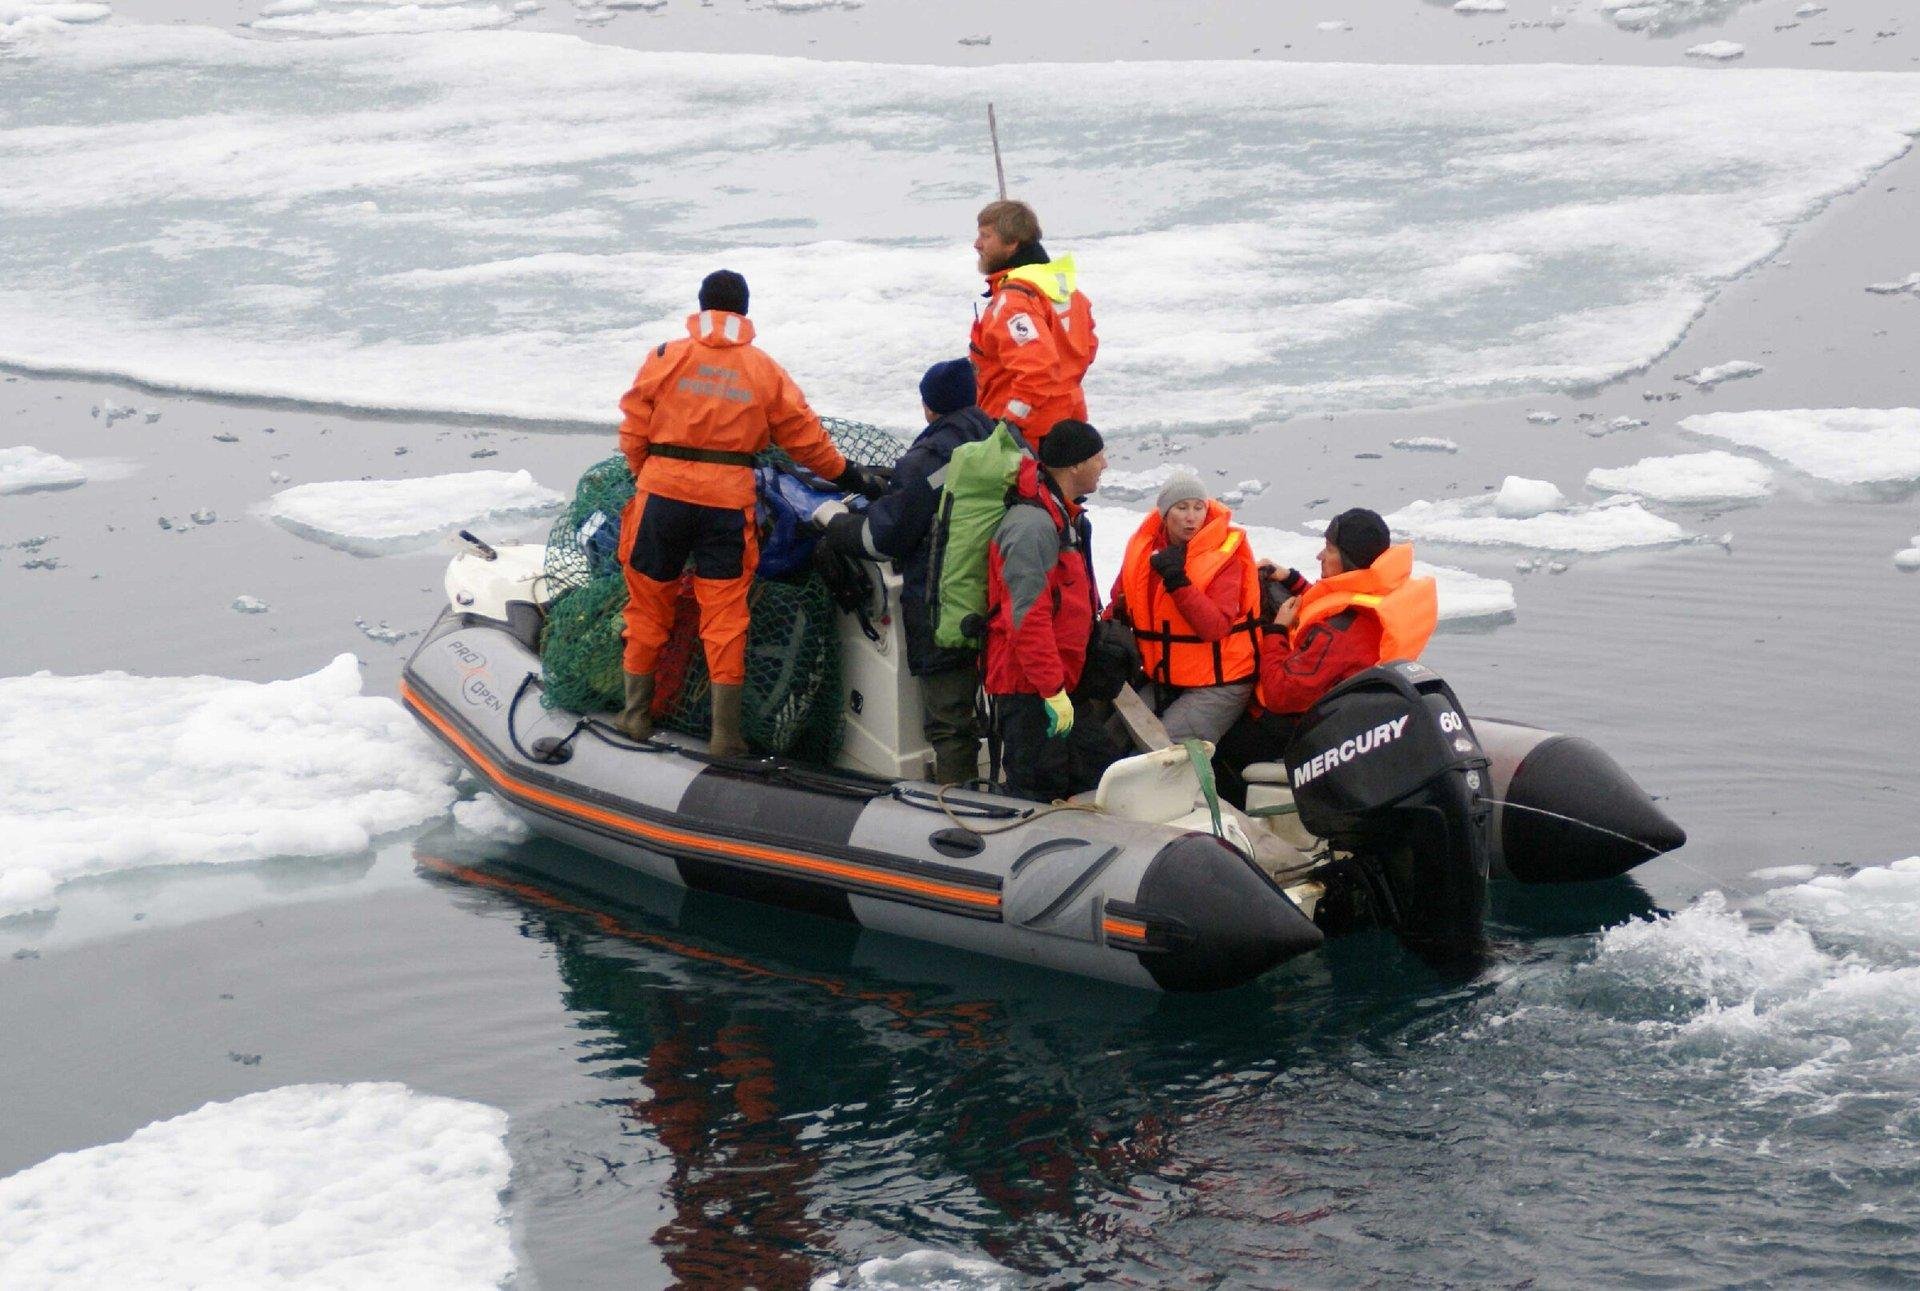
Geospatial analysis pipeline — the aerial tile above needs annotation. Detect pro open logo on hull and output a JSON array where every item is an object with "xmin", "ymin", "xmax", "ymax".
[{"xmin": 1292, "ymin": 715, "xmax": 1411, "ymax": 788}]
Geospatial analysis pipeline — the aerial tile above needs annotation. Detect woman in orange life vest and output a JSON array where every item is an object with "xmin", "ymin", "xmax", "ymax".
[
  {"xmin": 1211, "ymin": 507, "xmax": 1439, "ymax": 807},
  {"xmin": 1108, "ymin": 475, "xmax": 1277, "ymax": 745}
]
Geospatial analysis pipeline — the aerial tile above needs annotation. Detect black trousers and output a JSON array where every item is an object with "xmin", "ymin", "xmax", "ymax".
[
  {"xmin": 1211, "ymin": 710, "xmax": 1306, "ymax": 810},
  {"xmin": 995, "ymin": 693, "xmax": 1121, "ymax": 803}
]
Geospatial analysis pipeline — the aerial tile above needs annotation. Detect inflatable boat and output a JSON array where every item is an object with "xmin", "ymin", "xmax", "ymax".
[{"xmin": 400, "ymin": 543, "xmax": 1685, "ymax": 993}]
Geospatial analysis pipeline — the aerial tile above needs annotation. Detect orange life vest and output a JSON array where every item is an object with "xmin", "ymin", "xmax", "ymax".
[
  {"xmin": 1292, "ymin": 543, "xmax": 1438, "ymax": 663},
  {"xmin": 1119, "ymin": 502, "xmax": 1261, "ymax": 688}
]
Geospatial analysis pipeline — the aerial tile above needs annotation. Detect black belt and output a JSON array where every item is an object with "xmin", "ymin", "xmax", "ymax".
[{"xmin": 649, "ymin": 443, "xmax": 757, "ymax": 467}]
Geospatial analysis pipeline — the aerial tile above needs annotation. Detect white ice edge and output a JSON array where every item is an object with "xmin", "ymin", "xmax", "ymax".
[
  {"xmin": 0, "ymin": 1083, "xmax": 515, "ymax": 1289},
  {"xmin": 258, "ymin": 469, "xmax": 564, "ymax": 556},
  {"xmin": 1585, "ymin": 450, "xmax": 1773, "ymax": 504},
  {"xmin": 1679, "ymin": 407, "xmax": 1920, "ymax": 490},
  {"xmin": 1376, "ymin": 493, "xmax": 1692, "ymax": 554},
  {"xmin": 1, "ymin": 25, "xmax": 1919, "ymax": 431}
]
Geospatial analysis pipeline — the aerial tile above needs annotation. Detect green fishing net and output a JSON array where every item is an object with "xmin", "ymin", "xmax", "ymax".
[{"xmin": 537, "ymin": 419, "xmax": 904, "ymax": 761}]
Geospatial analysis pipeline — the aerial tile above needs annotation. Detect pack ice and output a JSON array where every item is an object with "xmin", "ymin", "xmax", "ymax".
[
  {"xmin": 261, "ymin": 468, "xmax": 563, "ymax": 556},
  {"xmin": 0, "ymin": 2, "xmax": 109, "ymax": 39},
  {"xmin": 1382, "ymin": 482, "xmax": 1690, "ymax": 553},
  {"xmin": 3, "ymin": 25, "xmax": 1920, "ymax": 431},
  {"xmin": 0, "ymin": 654, "xmax": 458, "ymax": 917},
  {"xmin": 1680, "ymin": 408, "xmax": 1920, "ymax": 494},
  {"xmin": 0, "ymin": 445, "xmax": 85, "ymax": 495},
  {"xmin": 251, "ymin": 2, "xmax": 520, "ymax": 37},
  {"xmin": 1086, "ymin": 506, "xmax": 1516, "ymax": 626},
  {"xmin": 0, "ymin": 1083, "xmax": 514, "ymax": 1290},
  {"xmin": 1585, "ymin": 450, "xmax": 1773, "ymax": 505}
]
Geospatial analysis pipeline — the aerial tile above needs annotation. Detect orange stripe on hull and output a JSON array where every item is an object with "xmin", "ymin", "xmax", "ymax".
[{"xmin": 400, "ymin": 680, "xmax": 1001, "ymax": 913}]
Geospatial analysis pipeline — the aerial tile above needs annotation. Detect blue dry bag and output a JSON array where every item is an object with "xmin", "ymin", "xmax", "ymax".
[{"xmin": 755, "ymin": 463, "xmax": 864, "ymax": 579}]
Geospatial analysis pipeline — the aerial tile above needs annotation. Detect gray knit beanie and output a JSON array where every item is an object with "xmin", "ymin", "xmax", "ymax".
[{"xmin": 1155, "ymin": 473, "xmax": 1209, "ymax": 518}]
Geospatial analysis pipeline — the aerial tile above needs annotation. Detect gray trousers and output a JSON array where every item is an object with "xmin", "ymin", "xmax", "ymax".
[
  {"xmin": 920, "ymin": 663, "xmax": 982, "ymax": 784},
  {"xmin": 1144, "ymin": 679, "xmax": 1256, "ymax": 746}
]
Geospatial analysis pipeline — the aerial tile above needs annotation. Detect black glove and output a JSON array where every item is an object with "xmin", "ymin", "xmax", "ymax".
[
  {"xmin": 1259, "ymin": 566, "xmax": 1308, "ymax": 621},
  {"xmin": 1148, "ymin": 542, "xmax": 1190, "ymax": 591},
  {"xmin": 832, "ymin": 463, "xmax": 888, "ymax": 502}
]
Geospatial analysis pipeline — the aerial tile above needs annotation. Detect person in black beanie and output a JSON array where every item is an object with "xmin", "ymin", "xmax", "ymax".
[
  {"xmin": 818, "ymin": 358, "xmax": 994, "ymax": 783},
  {"xmin": 982, "ymin": 418, "xmax": 1109, "ymax": 801}
]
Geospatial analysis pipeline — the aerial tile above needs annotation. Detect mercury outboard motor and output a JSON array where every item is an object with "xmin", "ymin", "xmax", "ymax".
[{"xmin": 1285, "ymin": 661, "xmax": 1492, "ymax": 965}]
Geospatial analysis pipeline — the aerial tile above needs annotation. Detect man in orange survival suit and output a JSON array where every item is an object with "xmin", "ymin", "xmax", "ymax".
[
  {"xmin": 969, "ymin": 199, "xmax": 1097, "ymax": 449},
  {"xmin": 617, "ymin": 270, "xmax": 883, "ymax": 756}
]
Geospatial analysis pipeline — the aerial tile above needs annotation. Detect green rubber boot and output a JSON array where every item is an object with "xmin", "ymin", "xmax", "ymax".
[
  {"xmin": 708, "ymin": 682, "xmax": 748, "ymax": 758},
  {"xmin": 616, "ymin": 672, "xmax": 655, "ymax": 742}
]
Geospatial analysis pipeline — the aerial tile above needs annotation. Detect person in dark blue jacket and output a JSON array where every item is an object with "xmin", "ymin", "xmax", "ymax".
[{"xmin": 822, "ymin": 359, "xmax": 993, "ymax": 783}]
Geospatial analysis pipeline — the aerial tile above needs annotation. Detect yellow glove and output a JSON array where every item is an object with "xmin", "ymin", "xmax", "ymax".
[{"xmin": 1042, "ymin": 690, "xmax": 1075, "ymax": 738}]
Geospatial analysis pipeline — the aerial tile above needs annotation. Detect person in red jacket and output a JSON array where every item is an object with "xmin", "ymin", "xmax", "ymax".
[
  {"xmin": 969, "ymin": 200, "xmax": 1097, "ymax": 449},
  {"xmin": 616, "ymin": 269, "xmax": 880, "ymax": 756},
  {"xmin": 1213, "ymin": 508, "xmax": 1438, "ymax": 805},
  {"xmin": 1108, "ymin": 475, "xmax": 1267, "ymax": 745},
  {"xmin": 983, "ymin": 419, "xmax": 1107, "ymax": 801}
]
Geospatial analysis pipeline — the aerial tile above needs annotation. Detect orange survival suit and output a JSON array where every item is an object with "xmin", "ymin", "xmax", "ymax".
[
  {"xmin": 618, "ymin": 309, "xmax": 848, "ymax": 688},
  {"xmin": 1114, "ymin": 502, "xmax": 1262, "ymax": 690},
  {"xmin": 969, "ymin": 247, "xmax": 1096, "ymax": 446}
]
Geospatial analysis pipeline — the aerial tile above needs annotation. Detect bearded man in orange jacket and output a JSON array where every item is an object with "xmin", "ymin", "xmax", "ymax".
[
  {"xmin": 969, "ymin": 199, "xmax": 1097, "ymax": 447},
  {"xmin": 616, "ymin": 269, "xmax": 882, "ymax": 756}
]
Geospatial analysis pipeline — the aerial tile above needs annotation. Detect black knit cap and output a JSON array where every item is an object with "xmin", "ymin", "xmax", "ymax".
[
  {"xmin": 1037, "ymin": 419, "xmax": 1103, "ymax": 469},
  {"xmin": 1325, "ymin": 507, "xmax": 1391, "ymax": 571},
  {"xmin": 698, "ymin": 269, "xmax": 749, "ymax": 316}
]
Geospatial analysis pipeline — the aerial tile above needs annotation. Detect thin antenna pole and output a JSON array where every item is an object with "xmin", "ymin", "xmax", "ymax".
[{"xmin": 987, "ymin": 103, "xmax": 1007, "ymax": 199}]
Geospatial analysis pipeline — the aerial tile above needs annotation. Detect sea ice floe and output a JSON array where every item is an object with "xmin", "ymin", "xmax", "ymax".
[
  {"xmin": 1099, "ymin": 464, "xmax": 1204, "ymax": 502},
  {"xmin": 1864, "ymin": 273, "xmax": 1920, "ymax": 296},
  {"xmin": 4, "ymin": 29, "xmax": 1920, "ymax": 431},
  {"xmin": 1453, "ymin": 0, "xmax": 1507, "ymax": 11},
  {"xmin": 812, "ymin": 1249, "xmax": 1014, "ymax": 1291},
  {"xmin": 452, "ymin": 792, "xmax": 530, "ymax": 843},
  {"xmin": 0, "ymin": 654, "xmax": 458, "ymax": 911},
  {"xmin": 1382, "ymin": 494, "xmax": 1690, "ymax": 553},
  {"xmin": 251, "ymin": 3, "xmax": 519, "ymax": 35},
  {"xmin": 1525, "ymin": 411, "xmax": 1561, "ymax": 426},
  {"xmin": 0, "ymin": 2, "xmax": 109, "ymax": 39},
  {"xmin": 767, "ymin": 0, "xmax": 863, "ymax": 10},
  {"xmin": 261, "ymin": 468, "xmax": 563, "ymax": 556},
  {"xmin": 1764, "ymin": 857, "xmax": 1920, "ymax": 964},
  {"xmin": 230, "ymin": 593, "xmax": 271, "ymax": 613},
  {"xmin": 1585, "ymin": 450, "xmax": 1773, "ymax": 504},
  {"xmin": 1686, "ymin": 41, "xmax": 1746, "ymax": 60},
  {"xmin": 1493, "ymin": 475, "xmax": 1566, "ymax": 519},
  {"xmin": 0, "ymin": 446, "xmax": 85, "ymax": 495},
  {"xmin": 1894, "ymin": 537, "xmax": 1920, "ymax": 571},
  {"xmin": 0, "ymin": 1083, "xmax": 514, "ymax": 1289},
  {"xmin": 1391, "ymin": 436, "xmax": 1459, "ymax": 453},
  {"xmin": 1679, "ymin": 359, "xmax": 1762, "ymax": 389},
  {"xmin": 1088, "ymin": 506, "xmax": 1516, "ymax": 625},
  {"xmin": 1680, "ymin": 408, "xmax": 1920, "ymax": 492}
]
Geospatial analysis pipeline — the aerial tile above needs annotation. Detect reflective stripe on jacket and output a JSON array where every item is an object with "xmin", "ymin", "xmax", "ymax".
[
  {"xmin": 618, "ymin": 310, "xmax": 846, "ymax": 510},
  {"xmin": 1116, "ymin": 502, "xmax": 1260, "ymax": 688},
  {"xmin": 969, "ymin": 254, "xmax": 1097, "ymax": 443},
  {"xmin": 983, "ymin": 457, "xmax": 1096, "ymax": 697}
]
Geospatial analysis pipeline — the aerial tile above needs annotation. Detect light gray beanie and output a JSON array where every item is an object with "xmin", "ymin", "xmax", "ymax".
[{"xmin": 1155, "ymin": 473, "xmax": 1209, "ymax": 518}]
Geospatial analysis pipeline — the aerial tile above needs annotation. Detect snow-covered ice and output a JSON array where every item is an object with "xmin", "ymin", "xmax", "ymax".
[
  {"xmin": 1088, "ymin": 506, "xmax": 1516, "ymax": 625},
  {"xmin": 0, "ymin": 655, "xmax": 458, "ymax": 909},
  {"xmin": 0, "ymin": 446, "xmax": 85, "ymax": 495},
  {"xmin": 0, "ymin": 1083, "xmax": 514, "ymax": 1289},
  {"xmin": 3, "ymin": 28, "xmax": 1920, "ymax": 431},
  {"xmin": 810, "ymin": 1249, "xmax": 1016, "ymax": 1290},
  {"xmin": 1586, "ymin": 450, "xmax": 1773, "ymax": 504},
  {"xmin": 453, "ymin": 792, "xmax": 531, "ymax": 843},
  {"xmin": 1382, "ymin": 494, "xmax": 1690, "ymax": 553},
  {"xmin": 0, "ymin": 2, "xmax": 109, "ymax": 39},
  {"xmin": 252, "ymin": 3, "xmax": 518, "ymax": 36},
  {"xmin": 1680, "ymin": 408, "xmax": 1920, "ymax": 492},
  {"xmin": 1493, "ymin": 475, "xmax": 1566, "ymax": 519},
  {"xmin": 1686, "ymin": 41, "xmax": 1745, "ymax": 61},
  {"xmin": 1680, "ymin": 359, "xmax": 1762, "ymax": 389},
  {"xmin": 1391, "ymin": 436, "xmax": 1459, "ymax": 453},
  {"xmin": 261, "ymin": 469, "xmax": 563, "ymax": 556}
]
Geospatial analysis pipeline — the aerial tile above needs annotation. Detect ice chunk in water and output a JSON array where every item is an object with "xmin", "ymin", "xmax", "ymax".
[
  {"xmin": 1680, "ymin": 408, "xmax": 1920, "ymax": 492},
  {"xmin": 1493, "ymin": 475, "xmax": 1566, "ymax": 519},
  {"xmin": 0, "ymin": 1083, "xmax": 514, "ymax": 1288},
  {"xmin": 261, "ymin": 468, "xmax": 562, "ymax": 556},
  {"xmin": 0, "ymin": 446, "xmax": 85, "ymax": 495},
  {"xmin": 812, "ymin": 1249, "xmax": 1014, "ymax": 1291},
  {"xmin": 1894, "ymin": 538, "xmax": 1920, "ymax": 571},
  {"xmin": 1679, "ymin": 359, "xmax": 1763, "ymax": 389},
  {"xmin": 251, "ymin": 4, "xmax": 519, "ymax": 35},
  {"xmin": 452, "ymin": 792, "xmax": 530, "ymax": 843},
  {"xmin": 0, "ymin": 654, "xmax": 458, "ymax": 906},
  {"xmin": 1586, "ymin": 450, "xmax": 1773, "ymax": 504},
  {"xmin": 0, "ymin": 2, "xmax": 110, "ymax": 38},
  {"xmin": 230, "ymin": 593, "xmax": 270, "ymax": 613},
  {"xmin": 1687, "ymin": 41, "xmax": 1746, "ymax": 61},
  {"xmin": 1864, "ymin": 273, "xmax": 1920, "ymax": 296},
  {"xmin": 1383, "ymin": 495, "xmax": 1690, "ymax": 553},
  {"xmin": 1392, "ymin": 436, "xmax": 1460, "ymax": 453}
]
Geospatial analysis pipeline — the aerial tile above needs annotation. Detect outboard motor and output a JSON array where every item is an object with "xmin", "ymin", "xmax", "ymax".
[{"xmin": 1284, "ymin": 661, "xmax": 1492, "ymax": 965}]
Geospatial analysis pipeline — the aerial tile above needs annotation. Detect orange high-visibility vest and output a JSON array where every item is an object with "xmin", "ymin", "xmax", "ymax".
[
  {"xmin": 1119, "ymin": 502, "xmax": 1261, "ymax": 687},
  {"xmin": 1292, "ymin": 544, "xmax": 1438, "ymax": 663}
]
